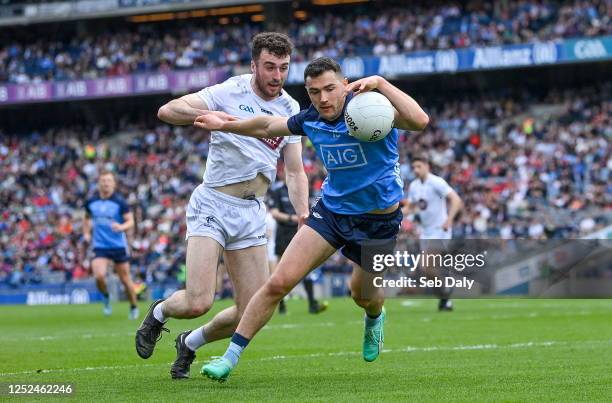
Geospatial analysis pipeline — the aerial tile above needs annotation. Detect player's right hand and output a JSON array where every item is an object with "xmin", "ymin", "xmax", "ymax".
[
  {"xmin": 83, "ymin": 233, "xmax": 91, "ymax": 243},
  {"xmin": 194, "ymin": 111, "xmax": 238, "ymax": 130}
]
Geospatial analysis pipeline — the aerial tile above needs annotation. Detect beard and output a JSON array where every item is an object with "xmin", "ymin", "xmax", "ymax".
[{"xmin": 254, "ymin": 73, "xmax": 283, "ymax": 98}]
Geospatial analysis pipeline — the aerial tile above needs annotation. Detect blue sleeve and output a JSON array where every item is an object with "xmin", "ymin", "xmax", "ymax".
[
  {"xmin": 286, "ymin": 109, "xmax": 308, "ymax": 136},
  {"xmin": 84, "ymin": 200, "xmax": 92, "ymax": 216}
]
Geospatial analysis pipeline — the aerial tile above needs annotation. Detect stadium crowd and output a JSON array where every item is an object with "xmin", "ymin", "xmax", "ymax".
[
  {"xmin": 1, "ymin": 85, "xmax": 609, "ymax": 286},
  {"xmin": 0, "ymin": 0, "xmax": 610, "ymax": 83},
  {"xmin": 399, "ymin": 84, "xmax": 611, "ymax": 240}
]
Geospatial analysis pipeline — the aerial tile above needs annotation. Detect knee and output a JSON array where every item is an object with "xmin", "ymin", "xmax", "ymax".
[
  {"xmin": 185, "ymin": 295, "xmax": 213, "ymax": 318},
  {"xmin": 351, "ymin": 289, "xmax": 382, "ymax": 310},
  {"xmin": 265, "ymin": 276, "xmax": 292, "ymax": 302},
  {"xmin": 351, "ymin": 290, "xmax": 369, "ymax": 308}
]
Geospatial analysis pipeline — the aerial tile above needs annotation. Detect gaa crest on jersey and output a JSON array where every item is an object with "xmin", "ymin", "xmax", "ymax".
[
  {"xmin": 418, "ymin": 198, "xmax": 428, "ymax": 210},
  {"xmin": 258, "ymin": 136, "xmax": 283, "ymax": 150},
  {"xmin": 239, "ymin": 104, "xmax": 255, "ymax": 114}
]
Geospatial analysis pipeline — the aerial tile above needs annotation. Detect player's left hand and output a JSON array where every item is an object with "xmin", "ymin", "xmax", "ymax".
[
  {"xmin": 207, "ymin": 110, "xmax": 238, "ymax": 122},
  {"xmin": 111, "ymin": 222, "xmax": 123, "ymax": 232},
  {"xmin": 345, "ymin": 75, "xmax": 383, "ymax": 95}
]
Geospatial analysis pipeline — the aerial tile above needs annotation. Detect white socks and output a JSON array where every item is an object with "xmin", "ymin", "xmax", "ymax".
[
  {"xmin": 185, "ymin": 326, "xmax": 207, "ymax": 351},
  {"xmin": 153, "ymin": 302, "xmax": 167, "ymax": 323},
  {"xmin": 151, "ymin": 303, "xmax": 206, "ymax": 352}
]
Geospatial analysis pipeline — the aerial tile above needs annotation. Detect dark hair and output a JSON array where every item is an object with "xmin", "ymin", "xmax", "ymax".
[
  {"xmin": 411, "ymin": 154, "xmax": 430, "ymax": 165},
  {"xmin": 251, "ymin": 32, "xmax": 293, "ymax": 61},
  {"xmin": 303, "ymin": 57, "xmax": 343, "ymax": 81}
]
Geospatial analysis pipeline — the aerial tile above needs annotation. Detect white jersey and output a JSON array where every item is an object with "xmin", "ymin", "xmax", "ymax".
[
  {"xmin": 407, "ymin": 173, "xmax": 453, "ymax": 239},
  {"xmin": 197, "ymin": 74, "xmax": 301, "ymax": 187}
]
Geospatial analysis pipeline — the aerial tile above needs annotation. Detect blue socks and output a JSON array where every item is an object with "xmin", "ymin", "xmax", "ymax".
[{"xmin": 222, "ymin": 333, "xmax": 250, "ymax": 367}]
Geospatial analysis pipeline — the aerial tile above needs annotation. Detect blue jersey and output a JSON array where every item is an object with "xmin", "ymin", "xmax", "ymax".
[
  {"xmin": 85, "ymin": 192, "xmax": 130, "ymax": 250},
  {"xmin": 287, "ymin": 93, "xmax": 403, "ymax": 214}
]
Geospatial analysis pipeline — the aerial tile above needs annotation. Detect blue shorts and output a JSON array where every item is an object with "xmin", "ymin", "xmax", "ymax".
[
  {"xmin": 94, "ymin": 248, "xmax": 130, "ymax": 264},
  {"xmin": 305, "ymin": 198, "xmax": 402, "ymax": 268}
]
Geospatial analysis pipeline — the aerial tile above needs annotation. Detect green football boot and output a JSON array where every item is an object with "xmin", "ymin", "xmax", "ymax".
[
  {"xmin": 201, "ymin": 357, "xmax": 233, "ymax": 383},
  {"xmin": 363, "ymin": 307, "xmax": 386, "ymax": 362}
]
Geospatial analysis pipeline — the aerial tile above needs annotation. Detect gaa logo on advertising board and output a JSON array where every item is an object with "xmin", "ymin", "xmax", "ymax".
[{"xmin": 574, "ymin": 39, "xmax": 607, "ymax": 59}]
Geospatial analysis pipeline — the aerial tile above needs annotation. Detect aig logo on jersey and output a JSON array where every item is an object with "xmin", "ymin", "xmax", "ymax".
[
  {"xmin": 319, "ymin": 143, "xmax": 367, "ymax": 170},
  {"xmin": 239, "ymin": 104, "xmax": 255, "ymax": 114}
]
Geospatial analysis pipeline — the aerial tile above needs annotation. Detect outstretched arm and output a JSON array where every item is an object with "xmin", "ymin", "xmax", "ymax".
[
  {"xmin": 345, "ymin": 76, "xmax": 429, "ymax": 131},
  {"xmin": 194, "ymin": 114, "xmax": 291, "ymax": 139},
  {"xmin": 158, "ymin": 93, "xmax": 236, "ymax": 126}
]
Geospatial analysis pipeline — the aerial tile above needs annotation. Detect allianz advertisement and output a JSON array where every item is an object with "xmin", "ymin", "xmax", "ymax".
[
  {"xmin": 287, "ymin": 35, "xmax": 612, "ymax": 83},
  {"xmin": 0, "ymin": 281, "xmax": 104, "ymax": 305},
  {"xmin": 0, "ymin": 35, "xmax": 610, "ymax": 105}
]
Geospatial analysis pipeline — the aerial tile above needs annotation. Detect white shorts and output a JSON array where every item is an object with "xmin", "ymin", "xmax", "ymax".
[
  {"xmin": 419, "ymin": 228, "xmax": 452, "ymax": 252},
  {"xmin": 186, "ymin": 184, "xmax": 267, "ymax": 250}
]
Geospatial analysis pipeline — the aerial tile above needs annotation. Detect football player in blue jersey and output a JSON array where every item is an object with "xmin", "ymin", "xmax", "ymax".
[
  {"xmin": 194, "ymin": 57, "xmax": 429, "ymax": 381},
  {"xmin": 84, "ymin": 171, "xmax": 139, "ymax": 319}
]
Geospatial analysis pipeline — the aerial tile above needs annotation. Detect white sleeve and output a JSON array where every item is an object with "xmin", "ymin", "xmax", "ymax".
[
  {"xmin": 197, "ymin": 81, "xmax": 227, "ymax": 112},
  {"xmin": 287, "ymin": 99, "xmax": 302, "ymax": 143},
  {"xmin": 407, "ymin": 182, "xmax": 417, "ymax": 202},
  {"xmin": 432, "ymin": 176, "xmax": 453, "ymax": 198}
]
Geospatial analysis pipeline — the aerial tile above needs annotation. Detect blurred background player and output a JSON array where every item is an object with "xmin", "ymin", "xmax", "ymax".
[
  {"xmin": 83, "ymin": 171, "xmax": 139, "ymax": 319},
  {"xmin": 134, "ymin": 32, "xmax": 309, "ymax": 380},
  {"xmin": 406, "ymin": 155, "xmax": 463, "ymax": 311},
  {"xmin": 268, "ymin": 167, "xmax": 327, "ymax": 314},
  {"xmin": 196, "ymin": 58, "xmax": 429, "ymax": 381}
]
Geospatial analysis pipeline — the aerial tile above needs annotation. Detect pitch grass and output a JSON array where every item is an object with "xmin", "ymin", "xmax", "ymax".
[{"xmin": 1, "ymin": 298, "xmax": 611, "ymax": 402}]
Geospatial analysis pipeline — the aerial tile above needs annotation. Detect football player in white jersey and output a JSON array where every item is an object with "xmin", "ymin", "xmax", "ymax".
[
  {"xmin": 406, "ymin": 154, "xmax": 463, "ymax": 311},
  {"xmin": 135, "ymin": 33, "xmax": 309, "ymax": 379}
]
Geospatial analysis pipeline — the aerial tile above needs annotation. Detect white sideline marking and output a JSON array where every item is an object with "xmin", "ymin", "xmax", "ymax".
[
  {"xmin": 0, "ymin": 322, "xmax": 354, "ymax": 343},
  {"xmin": 2, "ymin": 339, "xmax": 611, "ymax": 377},
  {"xmin": 262, "ymin": 322, "xmax": 336, "ymax": 330}
]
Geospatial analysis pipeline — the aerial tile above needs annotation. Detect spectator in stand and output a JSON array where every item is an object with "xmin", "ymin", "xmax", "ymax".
[{"xmin": 0, "ymin": 0, "xmax": 610, "ymax": 83}]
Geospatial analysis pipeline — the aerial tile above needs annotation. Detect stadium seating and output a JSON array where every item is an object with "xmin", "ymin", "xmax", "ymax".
[{"xmin": 0, "ymin": 0, "xmax": 609, "ymax": 83}]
